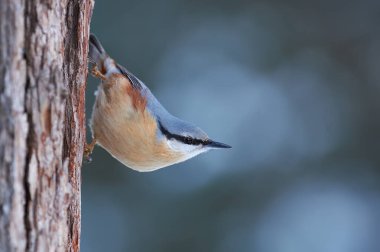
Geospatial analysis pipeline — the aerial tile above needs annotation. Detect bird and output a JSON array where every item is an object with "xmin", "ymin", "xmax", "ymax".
[{"xmin": 85, "ymin": 34, "xmax": 231, "ymax": 172}]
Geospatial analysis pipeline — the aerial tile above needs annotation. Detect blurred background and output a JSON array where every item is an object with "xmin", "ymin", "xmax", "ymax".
[{"xmin": 82, "ymin": 0, "xmax": 380, "ymax": 251}]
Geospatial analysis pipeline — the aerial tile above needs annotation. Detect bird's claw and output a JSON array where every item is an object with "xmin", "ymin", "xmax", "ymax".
[
  {"xmin": 83, "ymin": 138, "xmax": 97, "ymax": 164},
  {"xmin": 90, "ymin": 65, "xmax": 106, "ymax": 80}
]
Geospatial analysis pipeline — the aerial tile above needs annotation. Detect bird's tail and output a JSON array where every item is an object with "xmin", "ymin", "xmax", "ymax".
[{"xmin": 89, "ymin": 34, "xmax": 108, "ymax": 73}]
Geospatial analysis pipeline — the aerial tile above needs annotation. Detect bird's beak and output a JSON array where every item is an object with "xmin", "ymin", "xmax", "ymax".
[{"xmin": 207, "ymin": 140, "xmax": 232, "ymax": 149}]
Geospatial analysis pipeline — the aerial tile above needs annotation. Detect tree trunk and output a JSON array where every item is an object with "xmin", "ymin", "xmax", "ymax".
[{"xmin": 0, "ymin": 0, "xmax": 93, "ymax": 251}]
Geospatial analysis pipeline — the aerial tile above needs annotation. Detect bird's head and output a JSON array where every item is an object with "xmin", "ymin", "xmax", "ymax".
[{"xmin": 157, "ymin": 118, "xmax": 231, "ymax": 161}]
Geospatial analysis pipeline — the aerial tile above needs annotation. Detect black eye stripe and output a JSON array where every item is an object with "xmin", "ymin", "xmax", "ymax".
[{"xmin": 158, "ymin": 121, "xmax": 209, "ymax": 146}]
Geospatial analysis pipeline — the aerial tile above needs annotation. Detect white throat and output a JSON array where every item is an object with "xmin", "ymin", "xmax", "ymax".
[{"xmin": 166, "ymin": 139, "xmax": 209, "ymax": 161}]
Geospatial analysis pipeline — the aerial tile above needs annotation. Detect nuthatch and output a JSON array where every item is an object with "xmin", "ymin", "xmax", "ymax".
[{"xmin": 85, "ymin": 34, "xmax": 231, "ymax": 172}]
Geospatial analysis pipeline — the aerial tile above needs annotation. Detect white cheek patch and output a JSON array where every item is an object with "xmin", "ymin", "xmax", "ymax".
[
  {"xmin": 167, "ymin": 139, "xmax": 209, "ymax": 160},
  {"xmin": 167, "ymin": 139, "xmax": 195, "ymax": 153}
]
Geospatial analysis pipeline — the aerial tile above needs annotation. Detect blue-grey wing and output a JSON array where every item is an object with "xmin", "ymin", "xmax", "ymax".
[{"xmin": 116, "ymin": 63, "xmax": 143, "ymax": 90}]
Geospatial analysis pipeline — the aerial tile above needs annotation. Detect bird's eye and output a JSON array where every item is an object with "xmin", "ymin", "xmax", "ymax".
[
  {"xmin": 186, "ymin": 137, "xmax": 193, "ymax": 144},
  {"xmin": 181, "ymin": 136, "xmax": 204, "ymax": 145}
]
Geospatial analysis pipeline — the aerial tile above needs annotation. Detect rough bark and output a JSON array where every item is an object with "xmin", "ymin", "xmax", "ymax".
[{"xmin": 0, "ymin": 0, "xmax": 93, "ymax": 251}]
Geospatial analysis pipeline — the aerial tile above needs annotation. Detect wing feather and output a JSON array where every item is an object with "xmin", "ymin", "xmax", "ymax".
[{"xmin": 116, "ymin": 64, "xmax": 143, "ymax": 90}]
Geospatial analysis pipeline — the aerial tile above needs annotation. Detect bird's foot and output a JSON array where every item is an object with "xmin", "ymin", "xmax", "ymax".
[
  {"xmin": 90, "ymin": 65, "xmax": 106, "ymax": 80},
  {"xmin": 84, "ymin": 138, "xmax": 97, "ymax": 163}
]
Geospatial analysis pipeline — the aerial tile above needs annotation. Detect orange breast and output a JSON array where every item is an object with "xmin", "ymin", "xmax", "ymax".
[{"xmin": 90, "ymin": 74, "xmax": 184, "ymax": 171}]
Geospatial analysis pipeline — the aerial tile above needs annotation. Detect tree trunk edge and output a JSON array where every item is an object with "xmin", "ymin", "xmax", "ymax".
[
  {"xmin": 0, "ymin": 0, "xmax": 94, "ymax": 251},
  {"xmin": 63, "ymin": 1, "xmax": 94, "ymax": 251}
]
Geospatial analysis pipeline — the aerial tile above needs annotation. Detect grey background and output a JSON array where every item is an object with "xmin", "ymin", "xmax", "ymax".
[{"xmin": 82, "ymin": 0, "xmax": 380, "ymax": 251}]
